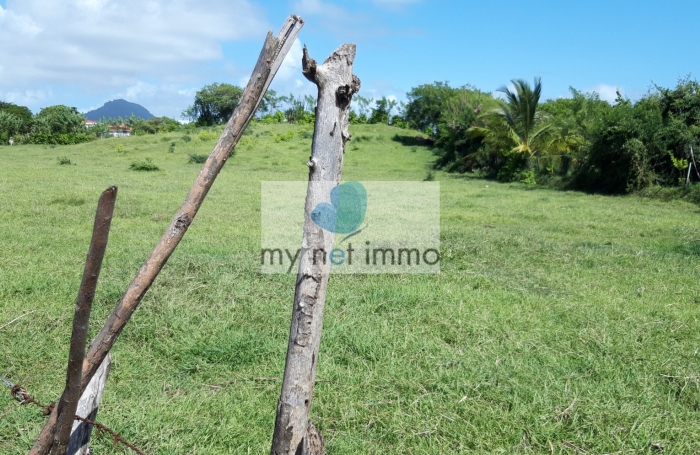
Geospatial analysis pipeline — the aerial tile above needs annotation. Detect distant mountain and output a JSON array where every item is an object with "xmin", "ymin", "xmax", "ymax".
[{"xmin": 85, "ymin": 99, "xmax": 154, "ymax": 121}]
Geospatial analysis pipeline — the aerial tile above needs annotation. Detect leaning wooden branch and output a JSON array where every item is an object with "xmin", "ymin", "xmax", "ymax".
[
  {"xmin": 47, "ymin": 187, "xmax": 117, "ymax": 455},
  {"xmin": 271, "ymin": 43, "xmax": 360, "ymax": 455},
  {"xmin": 29, "ymin": 15, "xmax": 304, "ymax": 455}
]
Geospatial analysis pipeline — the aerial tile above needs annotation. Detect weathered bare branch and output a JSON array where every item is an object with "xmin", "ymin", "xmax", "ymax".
[
  {"xmin": 47, "ymin": 187, "xmax": 116, "ymax": 455},
  {"xmin": 271, "ymin": 43, "xmax": 359, "ymax": 455},
  {"xmin": 29, "ymin": 15, "xmax": 304, "ymax": 455}
]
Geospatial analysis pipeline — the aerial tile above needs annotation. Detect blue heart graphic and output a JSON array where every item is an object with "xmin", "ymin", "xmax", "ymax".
[{"xmin": 311, "ymin": 181, "xmax": 367, "ymax": 234}]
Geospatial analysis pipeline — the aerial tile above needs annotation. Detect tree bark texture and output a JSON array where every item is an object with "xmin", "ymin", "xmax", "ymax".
[
  {"xmin": 29, "ymin": 15, "xmax": 304, "ymax": 455},
  {"xmin": 66, "ymin": 353, "xmax": 111, "ymax": 455},
  {"xmin": 49, "ymin": 187, "xmax": 116, "ymax": 455},
  {"xmin": 271, "ymin": 44, "xmax": 360, "ymax": 455}
]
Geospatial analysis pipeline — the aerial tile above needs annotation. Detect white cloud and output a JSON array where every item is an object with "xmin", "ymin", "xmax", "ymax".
[
  {"xmin": 275, "ymin": 39, "xmax": 304, "ymax": 83},
  {"xmin": 0, "ymin": 0, "xmax": 268, "ymax": 101},
  {"xmin": 0, "ymin": 4, "xmax": 42, "ymax": 36},
  {"xmin": 587, "ymin": 84, "xmax": 622, "ymax": 103},
  {"xmin": 0, "ymin": 89, "xmax": 52, "ymax": 108},
  {"xmin": 268, "ymin": 38, "xmax": 315, "ymax": 98}
]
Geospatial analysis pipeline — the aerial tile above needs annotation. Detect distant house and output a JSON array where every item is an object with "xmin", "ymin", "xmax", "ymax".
[
  {"xmin": 108, "ymin": 124, "xmax": 132, "ymax": 137},
  {"xmin": 83, "ymin": 119, "xmax": 132, "ymax": 137}
]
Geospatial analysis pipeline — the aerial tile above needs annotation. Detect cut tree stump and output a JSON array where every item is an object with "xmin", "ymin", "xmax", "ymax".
[{"xmin": 67, "ymin": 353, "xmax": 111, "ymax": 455}]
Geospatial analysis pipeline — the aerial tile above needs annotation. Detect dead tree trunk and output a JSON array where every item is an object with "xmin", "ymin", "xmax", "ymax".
[
  {"xmin": 29, "ymin": 15, "xmax": 304, "ymax": 455},
  {"xmin": 271, "ymin": 44, "xmax": 360, "ymax": 455},
  {"xmin": 66, "ymin": 353, "xmax": 111, "ymax": 455}
]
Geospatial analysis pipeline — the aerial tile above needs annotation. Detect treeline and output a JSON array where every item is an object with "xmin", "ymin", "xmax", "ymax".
[
  {"xmin": 0, "ymin": 102, "xmax": 181, "ymax": 145},
  {"xmin": 180, "ymin": 82, "xmax": 404, "ymax": 127},
  {"xmin": 6, "ymin": 76, "xmax": 700, "ymax": 196},
  {"xmin": 400, "ymin": 78, "xmax": 700, "ymax": 194},
  {"xmin": 0, "ymin": 82, "xmax": 401, "ymax": 145},
  {"xmin": 0, "ymin": 104, "xmax": 96, "ymax": 145}
]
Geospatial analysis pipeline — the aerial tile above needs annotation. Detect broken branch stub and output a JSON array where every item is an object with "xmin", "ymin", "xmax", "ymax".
[
  {"xmin": 271, "ymin": 44, "xmax": 360, "ymax": 455},
  {"xmin": 29, "ymin": 15, "xmax": 304, "ymax": 455}
]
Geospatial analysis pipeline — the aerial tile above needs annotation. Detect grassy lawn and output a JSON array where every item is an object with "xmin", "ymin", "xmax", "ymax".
[{"xmin": 1, "ymin": 123, "xmax": 699, "ymax": 454}]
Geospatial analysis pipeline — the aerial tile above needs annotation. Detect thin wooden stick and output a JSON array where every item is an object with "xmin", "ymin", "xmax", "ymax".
[
  {"xmin": 46, "ymin": 187, "xmax": 117, "ymax": 455},
  {"xmin": 271, "ymin": 44, "xmax": 360, "ymax": 455},
  {"xmin": 29, "ymin": 15, "xmax": 304, "ymax": 455}
]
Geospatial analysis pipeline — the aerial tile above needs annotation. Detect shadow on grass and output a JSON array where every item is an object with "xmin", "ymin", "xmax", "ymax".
[{"xmin": 391, "ymin": 134, "xmax": 434, "ymax": 147}]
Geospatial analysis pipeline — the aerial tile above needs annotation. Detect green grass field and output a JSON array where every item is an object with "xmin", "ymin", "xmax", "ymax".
[{"xmin": 1, "ymin": 123, "xmax": 699, "ymax": 454}]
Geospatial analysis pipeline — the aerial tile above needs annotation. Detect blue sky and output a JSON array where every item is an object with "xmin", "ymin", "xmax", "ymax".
[{"xmin": 1, "ymin": 0, "xmax": 699, "ymax": 117}]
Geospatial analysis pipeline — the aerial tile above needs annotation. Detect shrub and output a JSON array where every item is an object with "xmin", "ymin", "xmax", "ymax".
[
  {"xmin": 274, "ymin": 131, "xmax": 295, "ymax": 142},
  {"xmin": 198, "ymin": 130, "xmax": 218, "ymax": 142},
  {"xmin": 238, "ymin": 136, "xmax": 257, "ymax": 147},
  {"xmin": 57, "ymin": 156, "xmax": 72, "ymax": 165},
  {"xmin": 354, "ymin": 135, "xmax": 373, "ymax": 142},
  {"xmin": 188, "ymin": 154, "xmax": 208, "ymax": 164},
  {"xmin": 130, "ymin": 158, "xmax": 160, "ymax": 171},
  {"xmin": 521, "ymin": 168, "xmax": 537, "ymax": 185},
  {"xmin": 260, "ymin": 111, "xmax": 285, "ymax": 124},
  {"xmin": 28, "ymin": 133, "xmax": 96, "ymax": 145},
  {"xmin": 297, "ymin": 128, "xmax": 311, "ymax": 139},
  {"xmin": 181, "ymin": 134, "xmax": 192, "ymax": 142}
]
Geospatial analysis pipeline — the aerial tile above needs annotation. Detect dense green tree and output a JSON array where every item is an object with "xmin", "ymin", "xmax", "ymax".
[
  {"xmin": 0, "ymin": 101, "xmax": 33, "ymax": 126},
  {"xmin": 275, "ymin": 93, "xmax": 315, "ymax": 124},
  {"xmin": 0, "ymin": 111, "xmax": 25, "ymax": 142},
  {"xmin": 258, "ymin": 89, "xmax": 280, "ymax": 115},
  {"xmin": 26, "ymin": 105, "xmax": 94, "ymax": 145},
  {"xmin": 132, "ymin": 116, "xmax": 181, "ymax": 135},
  {"xmin": 33, "ymin": 105, "xmax": 85, "ymax": 134},
  {"xmin": 655, "ymin": 77, "xmax": 700, "ymax": 163},
  {"xmin": 572, "ymin": 93, "xmax": 664, "ymax": 193},
  {"xmin": 369, "ymin": 97, "xmax": 391, "ymax": 124},
  {"xmin": 350, "ymin": 96, "xmax": 371, "ymax": 124},
  {"xmin": 0, "ymin": 102, "xmax": 33, "ymax": 141},
  {"xmin": 404, "ymin": 81, "xmax": 459, "ymax": 133},
  {"xmin": 183, "ymin": 83, "xmax": 244, "ymax": 125},
  {"xmin": 433, "ymin": 88, "xmax": 497, "ymax": 172},
  {"xmin": 540, "ymin": 88, "xmax": 611, "ymax": 152}
]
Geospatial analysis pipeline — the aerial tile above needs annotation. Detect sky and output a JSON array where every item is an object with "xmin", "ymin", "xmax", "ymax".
[{"xmin": 1, "ymin": 0, "xmax": 700, "ymax": 118}]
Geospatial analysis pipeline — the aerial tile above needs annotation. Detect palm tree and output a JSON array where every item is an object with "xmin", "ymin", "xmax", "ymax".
[{"xmin": 469, "ymin": 77, "xmax": 551, "ymax": 156}]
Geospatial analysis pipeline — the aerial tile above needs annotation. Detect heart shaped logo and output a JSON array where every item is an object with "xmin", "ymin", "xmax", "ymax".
[{"xmin": 311, "ymin": 181, "xmax": 367, "ymax": 234}]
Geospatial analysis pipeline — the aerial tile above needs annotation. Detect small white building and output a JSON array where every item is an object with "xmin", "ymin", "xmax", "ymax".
[{"xmin": 108, "ymin": 124, "xmax": 132, "ymax": 137}]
